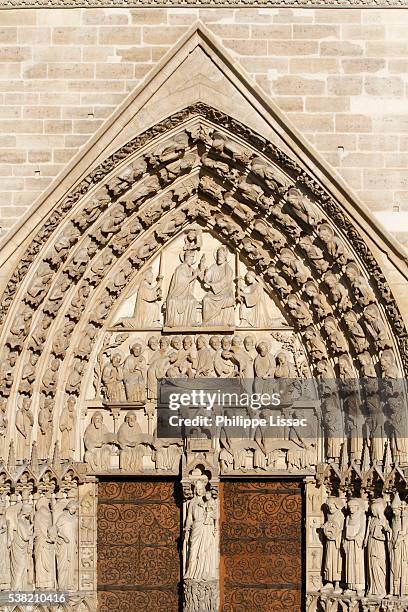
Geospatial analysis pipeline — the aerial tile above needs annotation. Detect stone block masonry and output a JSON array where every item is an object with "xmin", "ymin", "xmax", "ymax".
[{"xmin": 0, "ymin": 7, "xmax": 408, "ymax": 248}]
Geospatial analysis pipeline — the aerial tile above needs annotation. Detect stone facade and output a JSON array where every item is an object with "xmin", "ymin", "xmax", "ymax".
[
  {"xmin": 0, "ymin": 8, "xmax": 408, "ymax": 248},
  {"xmin": 0, "ymin": 7, "xmax": 408, "ymax": 612}
]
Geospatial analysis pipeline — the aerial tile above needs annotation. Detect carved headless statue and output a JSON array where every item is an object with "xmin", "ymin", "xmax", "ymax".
[{"xmin": 322, "ymin": 497, "xmax": 344, "ymax": 594}]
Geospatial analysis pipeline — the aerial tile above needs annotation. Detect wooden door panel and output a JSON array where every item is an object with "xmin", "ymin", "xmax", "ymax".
[
  {"xmin": 97, "ymin": 479, "xmax": 181, "ymax": 612},
  {"xmin": 220, "ymin": 480, "xmax": 303, "ymax": 612}
]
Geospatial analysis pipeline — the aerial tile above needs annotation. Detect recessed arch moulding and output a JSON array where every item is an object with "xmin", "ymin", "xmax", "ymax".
[{"xmin": 0, "ymin": 25, "xmax": 408, "ymax": 612}]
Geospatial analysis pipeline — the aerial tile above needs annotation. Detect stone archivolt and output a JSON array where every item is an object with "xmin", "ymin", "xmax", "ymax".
[{"xmin": 0, "ymin": 105, "xmax": 407, "ymax": 610}]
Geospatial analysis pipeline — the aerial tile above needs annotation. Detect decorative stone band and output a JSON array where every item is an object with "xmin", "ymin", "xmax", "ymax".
[{"xmin": 0, "ymin": 0, "xmax": 406, "ymax": 8}]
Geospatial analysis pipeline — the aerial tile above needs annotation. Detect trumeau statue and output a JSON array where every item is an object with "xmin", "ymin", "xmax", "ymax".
[{"xmin": 184, "ymin": 481, "xmax": 218, "ymax": 581}]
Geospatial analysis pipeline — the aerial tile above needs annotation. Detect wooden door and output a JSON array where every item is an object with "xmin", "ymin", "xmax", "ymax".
[
  {"xmin": 97, "ymin": 479, "xmax": 181, "ymax": 611},
  {"xmin": 220, "ymin": 480, "xmax": 303, "ymax": 612}
]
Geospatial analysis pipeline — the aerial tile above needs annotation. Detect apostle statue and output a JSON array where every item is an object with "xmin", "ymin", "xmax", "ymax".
[
  {"xmin": 165, "ymin": 250, "xmax": 199, "ymax": 327},
  {"xmin": 117, "ymin": 411, "xmax": 144, "ymax": 470},
  {"xmin": 343, "ymin": 498, "xmax": 366, "ymax": 597},
  {"xmin": 123, "ymin": 342, "xmax": 146, "ymax": 403},
  {"xmin": 55, "ymin": 501, "xmax": 78, "ymax": 590},
  {"xmin": 322, "ymin": 497, "xmax": 344, "ymax": 594},
  {"xmin": 390, "ymin": 493, "xmax": 408, "ymax": 597},
  {"xmin": 365, "ymin": 498, "xmax": 390, "ymax": 598},
  {"xmin": 10, "ymin": 503, "xmax": 34, "ymax": 590},
  {"xmin": 83, "ymin": 412, "xmax": 114, "ymax": 471},
  {"xmin": 238, "ymin": 271, "xmax": 271, "ymax": 327},
  {"xmin": 34, "ymin": 497, "xmax": 56, "ymax": 590},
  {"xmin": 201, "ymin": 246, "xmax": 235, "ymax": 326},
  {"xmin": 131, "ymin": 267, "xmax": 162, "ymax": 328}
]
